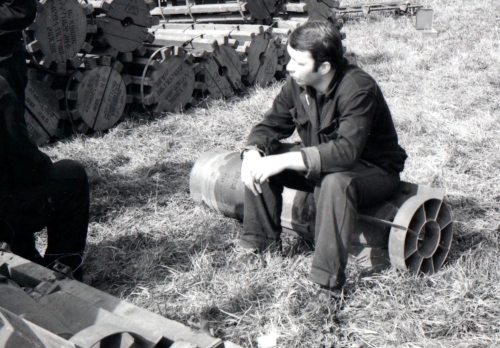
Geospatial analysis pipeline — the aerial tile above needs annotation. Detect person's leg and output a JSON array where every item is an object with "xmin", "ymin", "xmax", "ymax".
[
  {"xmin": 309, "ymin": 162, "xmax": 400, "ymax": 289},
  {"xmin": 240, "ymin": 143, "xmax": 315, "ymax": 251},
  {"xmin": 6, "ymin": 185, "xmax": 52, "ymax": 266},
  {"xmin": 4, "ymin": 160, "xmax": 89, "ymax": 279},
  {"xmin": 240, "ymin": 181, "xmax": 283, "ymax": 251},
  {"xmin": 43, "ymin": 160, "xmax": 89, "ymax": 280}
]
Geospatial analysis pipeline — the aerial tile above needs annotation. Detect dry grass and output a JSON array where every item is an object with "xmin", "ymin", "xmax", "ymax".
[{"xmin": 37, "ymin": 1, "xmax": 500, "ymax": 347}]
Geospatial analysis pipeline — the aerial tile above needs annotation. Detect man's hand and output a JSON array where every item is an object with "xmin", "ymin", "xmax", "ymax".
[
  {"xmin": 251, "ymin": 156, "xmax": 289, "ymax": 186},
  {"xmin": 241, "ymin": 150, "xmax": 307, "ymax": 195},
  {"xmin": 241, "ymin": 150, "xmax": 263, "ymax": 195}
]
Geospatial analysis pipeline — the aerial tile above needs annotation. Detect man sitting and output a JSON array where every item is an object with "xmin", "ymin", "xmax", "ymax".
[{"xmin": 239, "ymin": 20, "xmax": 407, "ymax": 295}]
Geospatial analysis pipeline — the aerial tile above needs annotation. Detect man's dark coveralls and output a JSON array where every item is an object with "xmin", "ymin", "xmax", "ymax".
[
  {"xmin": 241, "ymin": 60, "xmax": 407, "ymax": 288},
  {"xmin": 0, "ymin": 0, "xmax": 89, "ymax": 279}
]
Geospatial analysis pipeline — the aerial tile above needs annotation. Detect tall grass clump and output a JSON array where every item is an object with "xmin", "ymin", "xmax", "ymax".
[{"xmin": 38, "ymin": 0, "xmax": 500, "ymax": 346}]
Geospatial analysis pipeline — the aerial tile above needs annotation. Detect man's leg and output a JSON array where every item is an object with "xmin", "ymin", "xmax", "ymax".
[
  {"xmin": 309, "ymin": 162, "xmax": 400, "ymax": 289},
  {"xmin": 6, "ymin": 160, "xmax": 89, "ymax": 279},
  {"xmin": 240, "ymin": 181, "xmax": 283, "ymax": 251},
  {"xmin": 43, "ymin": 160, "xmax": 89, "ymax": 280},
  {"xmin": 240, "ymin": 144, "xmax": 314, "ymax": 251}
]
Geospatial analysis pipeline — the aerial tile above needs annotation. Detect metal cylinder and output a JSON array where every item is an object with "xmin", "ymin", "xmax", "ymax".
[
  {"xmin": 190, "ymin": 149, "xmax": 244, "ymax": 220},
  {"xmin": 190, "ymin": 149, "xmax": 454, "ymax": 273}
]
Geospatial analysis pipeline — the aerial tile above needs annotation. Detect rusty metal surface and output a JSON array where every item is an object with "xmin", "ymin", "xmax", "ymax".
[
  {"xmin": 0, "ymin": 307, "xmax": 76, "ymax": 348},
  {"xmin": 0, "ymin": 275, "xmax": 73, "ymax": 337},
  {"xmin": 68, "ymin": 323, "xmax": 163, "ymax": 348},
  {"xmin": 0, "ymin": 248, "xmax": 242, "ymax": 348}
]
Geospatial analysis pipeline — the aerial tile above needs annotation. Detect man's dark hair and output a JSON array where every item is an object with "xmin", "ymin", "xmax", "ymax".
[{"xmin": 288, "ymin": 20, "xmax": 344, "ymax": 71}]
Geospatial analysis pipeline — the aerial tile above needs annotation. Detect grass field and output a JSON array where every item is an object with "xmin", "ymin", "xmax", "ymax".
[{"xmin": 38, "ymin": 0, "xmax": 500, "ymax": 347}]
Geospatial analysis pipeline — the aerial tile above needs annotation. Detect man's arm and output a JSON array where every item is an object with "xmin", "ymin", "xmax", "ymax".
[
  {"xmin": 241, "ymin": 79, "xmax": 299, "ymax": 194},
  {"xmin": 301, "ymin": 90, "xmax": 378, "ymax": 178},
  {"xmin": 241, "ymin": 149, "xmax": 306, "ymax": 195},
  {"xmin": 0, "ymin": 0, "xmax": 37, "ymax": 32}
]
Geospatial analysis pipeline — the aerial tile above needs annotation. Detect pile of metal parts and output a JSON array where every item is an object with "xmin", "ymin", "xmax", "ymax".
[
  {"xmin": 25, "ymin": 0, "xmax": 427, "ymax": 144},
  {"xmin": 0, "ymin": 242, "xmax": 241, "ymax": 348}
]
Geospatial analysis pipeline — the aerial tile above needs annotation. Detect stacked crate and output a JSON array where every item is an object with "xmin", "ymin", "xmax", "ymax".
[
  {"xmin": 151, "ymin": 0, "xmax": 281, "ymax": 24},
  {"xmin": 24, "ymin": 0, "xmax": 419, "ymax": 144}
]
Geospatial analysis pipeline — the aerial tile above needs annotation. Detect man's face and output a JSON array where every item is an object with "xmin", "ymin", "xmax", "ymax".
[{"xmin": 286, "ymin": 45, "xmax": 322, "ymax": 88}]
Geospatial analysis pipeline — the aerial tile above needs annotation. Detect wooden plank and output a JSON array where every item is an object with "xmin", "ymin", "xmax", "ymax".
[
  {"xmin": 151, "ymin": 2, "xmax": 247, "ymax": 15},
  {"xmin": 196, "ymin": 23, "xmax": 265, "ymax": 33},
  {"xmin": 152, "ymin": 13, "xmax": 255, "ymax": 23},
  {"xmin": 153, "ymin": 22, "xmax": 195, "ymax": 30},
  {"xmin": 283, "ymin": 3, "xmax": 307, "ymax": 12},
  {"xmin": 154, "ymin": 27, "xmax": 254, "ymax": 41},
  {"xmin": 61, "ymin": 281, "xmax": 225, "ymax": 347},
  {"xmin": 333, "ymin": 2, "xmax": 423, "ymax": 14},
  {"xmin": 282, "ymin": 14, "xmax": 310, "ymax": 23},
  {"xmin": 0, "ymin": 280, "xmax": 72, "ymax": 337},
  {"xmin": 273, "ymin": 20, "xmax": 302, "ymax": 29},
  {"xmin": 158, "ymin": 23, "xmax": 265, "ymax": 34},
  {"xmin": 338, "ymin": 1, "xmax": 416, "ymax": 9},
  {"xmin": 153, "ymin": 33, "xmax": 226, "ymax": 48}
]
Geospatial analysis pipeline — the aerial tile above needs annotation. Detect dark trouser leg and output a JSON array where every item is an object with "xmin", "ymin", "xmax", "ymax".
[
  {"xmin": 6, "ymin": 160, "xmax": 89, "ymax": 279},
  {"xmin": 43, "ymin": 160, "xmax": 89, "ymax": 279},
  {"xmin": 240, "ymin": 143, "xmax": 315, "ymax": 251},
  {"xmin": 308, "ymin": 162, "xmax": 400, "ymax": 288},
  {"xmin": 240, "ymin": 182, "xmax": 283, "ymax": 250}
]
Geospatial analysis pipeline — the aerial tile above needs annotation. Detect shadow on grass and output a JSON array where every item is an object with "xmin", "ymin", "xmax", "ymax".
[
  {"xmin": 87, "ymin": 160, "xmax": 194, "ymax": 223},
  {"xmin": 85, "ymin": 231, "xmax": 192, "ymax": 287},
  {"xmin": 440, "ymin": 195, "xmax": 496, "ymax": 266}
]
